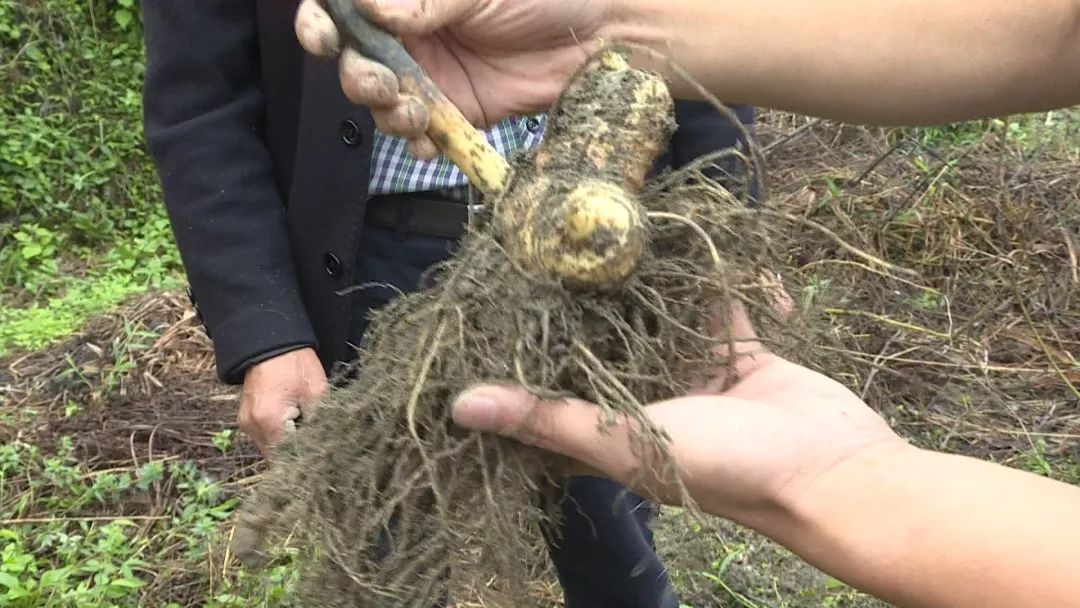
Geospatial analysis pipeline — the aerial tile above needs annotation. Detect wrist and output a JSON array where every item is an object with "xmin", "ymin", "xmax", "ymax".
[
  {"xmin": 600, "ymin": 0, "xmax": 672, "ymax": 51},
  {"xmin": 759, "ymin": 440, "xmax": 922, "ymax": 542},
  {"xmin": 598, "ymin": 0, "xmax": 711, "ymax": 99},
  {"xmin": 243, "ymin": 346, "xmax": 323, "ymax": 385},
  {"xmin": 745, "ymin": 441, "xmax": 936, "ymax": 605}
]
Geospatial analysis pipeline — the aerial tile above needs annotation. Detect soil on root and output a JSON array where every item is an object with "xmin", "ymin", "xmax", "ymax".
[
  {"xmin": 227, "ymin": 51, "xmax": 917, "ymax": 608},
  {"xmin": 233, "ymin": 179, "xmax": 804, "ymax": 607},
  {"xmin": 229, "ymin": 87, "xmax": 822, "ymax": 605}
]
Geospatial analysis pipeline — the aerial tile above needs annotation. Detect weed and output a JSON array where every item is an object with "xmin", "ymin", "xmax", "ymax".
[
  {"xmin": 0, "ymin": 0, "xmax": 181, "ymax": 354},
  {"xmin": 0, "ymin": 441, "xmax": 296, "ymax": 607},
  {"xmin": 212, "ymin": 430, "xmax": 235, "ymax": 454},
  {"xmin": 899, "ymin": 112, "xmax": 1080, "ymax": 154}
]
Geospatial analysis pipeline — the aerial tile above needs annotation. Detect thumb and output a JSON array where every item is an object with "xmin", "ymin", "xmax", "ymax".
[
  {"xmin": 452, "ymin": 385, "xmax": 640, "ymax": 479},
  {"xmin": 358, "ymin": 0, "xmax": 483, "ymax": 35}
]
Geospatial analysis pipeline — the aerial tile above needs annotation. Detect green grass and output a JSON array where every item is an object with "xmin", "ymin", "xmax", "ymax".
[
  {"xmin": 660, "ymin": 514, "xmax": 886, "ymax": 608},
  {"xmin": 0, "ymin": 216, "xmax": 182, "ymax": 356},
  {"xmin": 900, "ymin": 111, "xmax": 1080, "ymax": 153},
  {"xmin": 0, "ymin": 0, "xmax": 182, "ymax": 355},
  {"xmin": 0, "ymin": 441, "xmax": 296, "ymax": 607}
]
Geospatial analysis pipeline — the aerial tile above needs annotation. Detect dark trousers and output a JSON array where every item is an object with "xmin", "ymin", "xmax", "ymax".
[{"xmin": 347, "ymin": 224, "xmax": 680, "ymax": 608}]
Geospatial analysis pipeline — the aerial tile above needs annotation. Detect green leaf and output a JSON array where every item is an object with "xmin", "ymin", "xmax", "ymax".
[
  {"xmin": 39, "ymin": 567, "xmax": 70, "ymax": 589},
  {"xmin": 0, "ymin": 571, "xmax": 22, "ymax": 590},
  {"xmin": 825, "ymin": 576, "xmax": 848, "ymax": 590},
  {"xmin": 118, "ymin": 0, "xmax": 135, "ymax": 6},
  {"xmin": 20, "ymin": 243, "xmax": 42, "ymax": 259},
  {"xmin": 714, "ymin": 545, "xmax": 745, "ymax": 577},
  {"xmin": 108, "ymin": 576, "xmax": 146, "ymax": 588},
  {"xmin": 114, "ymin": 9, "xmax": 133, "ymax": 28}
]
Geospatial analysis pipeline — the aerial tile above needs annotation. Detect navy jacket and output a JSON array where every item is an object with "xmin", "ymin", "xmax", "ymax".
[{"xmin": 141, "ymin": 1, "xmax": 756, "ymax": 384}]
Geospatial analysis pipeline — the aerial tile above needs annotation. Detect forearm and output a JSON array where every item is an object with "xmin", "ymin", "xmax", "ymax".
[
  {"xmin": 759, "ymin": 444, "xmax": 1080, "ymax": 607},
  {"xmin": 143, "ymin": 1, "xmax": 317, "ymax": 383},
  {"xmin": 607, "ymin": 0, "xmax": 1080, "ymax": 125}
]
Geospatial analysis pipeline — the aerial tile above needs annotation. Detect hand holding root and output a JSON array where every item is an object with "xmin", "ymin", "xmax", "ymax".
[
  {"xmin": 451, "ymin": 302, "xmax": 905, "ymax": 523},
  {"xmin": 295, "ymin": 0, "xmax": 612, "ymax": 146},
  {"xmin": 319, "ymin": 0, "xmax": 666, "ymax": 289}
]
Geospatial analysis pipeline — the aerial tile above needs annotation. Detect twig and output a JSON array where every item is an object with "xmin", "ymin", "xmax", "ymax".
[
  {"xmin": 825, "ymin": 308, "xmax": 952, "ymax": 340},
  {"xmin": 797, "ymin": 259, "xmax": 938, "ymax": 293},
  {"xmin": 1059, "ymin": 226, "xmax": 1079, "ymax": 285},
  {"xmin": 2, "ymin": 515, "xmax": 170, "ymax": 525},
  {"xmin": 761, "ymin": 118, "xmax": 824, "ymax": 156},
  {"xmin": 747, "ymin": 208, "xmax": 919, "ymax": 277},
  {"xmin": 1014, "ymin": 284, "xmax": 1080, "ymax": 401},
  {"xmin": 860, "ymin": 332, "xmax": 902, "ymax": 400},
  {"xmin": 825, "ymin": 349, "xmax": 1069, "ymax": 375}
]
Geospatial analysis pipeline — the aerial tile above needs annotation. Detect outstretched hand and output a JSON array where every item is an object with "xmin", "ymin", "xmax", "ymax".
[{"xmin": 451, "ymin": 304, "xmax": 906, "ymax": 523}]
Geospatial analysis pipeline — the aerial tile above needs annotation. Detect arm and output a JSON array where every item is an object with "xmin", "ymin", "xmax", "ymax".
[
  {"xmin": 142, "ymin": 1, "xmax": 316, "ymax": 384},
  {"xmin": 453, "ymin": 382, "xmax": 1080, "ymax": 608},
  {"xmin": 450, "ymin": 290, "xmax": 1080, "ymax": 608},
  {"xmin": 294, "ymin": 0, "xmax": 1080, "ymax": 141},
  {"xmin": 608, "ymin": 0, "xmax": 1080, "ymax": 125},
  {"xmin": 770, "ymin": 444, "xmax": 1080, "ymax": 608}
]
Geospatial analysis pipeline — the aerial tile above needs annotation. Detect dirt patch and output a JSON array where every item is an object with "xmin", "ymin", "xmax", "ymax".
[
  {"xmin": 1, "ymin": 290, "xmax": 259, "ymax": 486},
  {"xmin": 764, "ymin": 116, "xmax": 1080, "ymax": 467}
]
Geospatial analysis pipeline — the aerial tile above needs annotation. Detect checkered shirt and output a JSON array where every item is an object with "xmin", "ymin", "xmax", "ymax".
[{"xmin": 368, "ymin": 115, "xmax": 547, "ymax": 200}]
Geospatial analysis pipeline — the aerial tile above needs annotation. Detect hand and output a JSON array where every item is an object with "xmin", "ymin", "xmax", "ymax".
[
  {"xmin": 295, "ymin": 0, "xmax": 615, "ymax": 156},
  {"xmin": 451, "ymin": 306, "xmax": 907, "ymax": 524},
  {"xmin": 238, "ymin": 348, "xmax": 328, "ymax": 455}
]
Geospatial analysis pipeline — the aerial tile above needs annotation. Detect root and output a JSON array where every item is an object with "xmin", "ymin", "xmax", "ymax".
[
  {"xmin": 648, "ymin": 212, "xmax": 723, "ymax": 272},
  {"xmin": 228, "ymin": 48, "xmax": 852, "ymax": 608},
  {"xmin": 405, "ymin": 318, "xmax": 450, "ymax": 522}
]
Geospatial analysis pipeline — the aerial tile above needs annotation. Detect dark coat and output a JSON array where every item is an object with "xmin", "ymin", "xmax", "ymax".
[{"xmin": 141, "ymin": 1, "xmax": 757, "ymax": 384}]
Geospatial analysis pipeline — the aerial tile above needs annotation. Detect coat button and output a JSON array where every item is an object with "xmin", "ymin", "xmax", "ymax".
[
  {"xmin": 525, "ymin": 117, "xmax": 542, "ymax": 133},
  {"xmin": 324, "ymin": 252, "xmax": 343, "ymax": 278},
  {"xmin": 340, "ymin": 119, "xmax": 362, "ymax": 147}
]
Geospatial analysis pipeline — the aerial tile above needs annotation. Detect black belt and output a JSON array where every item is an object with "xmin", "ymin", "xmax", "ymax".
[{"xmin": 364, "ymin": 192, "xmax": 485, "ymax": 239}]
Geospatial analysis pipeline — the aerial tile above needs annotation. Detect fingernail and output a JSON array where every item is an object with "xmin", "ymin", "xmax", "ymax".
[
  {"xmin": 376, "ymin": 0, "xmax": 419, "ymax": 9},
  {"xmin": 370, "ymin": 0, "xmax": 421, "ymax": 17},
  {"xmin": 319, "ymin": 28, "xmax": 341, "ymax": 56},
  {"xmin": 452, "ymin": 390, "xmax": 501, "ymax": 431}
]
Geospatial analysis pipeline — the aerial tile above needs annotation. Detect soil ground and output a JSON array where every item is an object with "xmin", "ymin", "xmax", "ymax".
[{"xmin": 2, "ymin": 112, "xmax": 1077, "ymax": 607}]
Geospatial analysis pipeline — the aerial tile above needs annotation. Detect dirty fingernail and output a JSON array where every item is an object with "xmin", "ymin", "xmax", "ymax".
[
  {"xmin": 320, "ymin": 28, "xmax": 341, "ymax": 56},
  {"xmin": 371, "ymin": 0, "xmax": 421, "ymax": 14}
]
